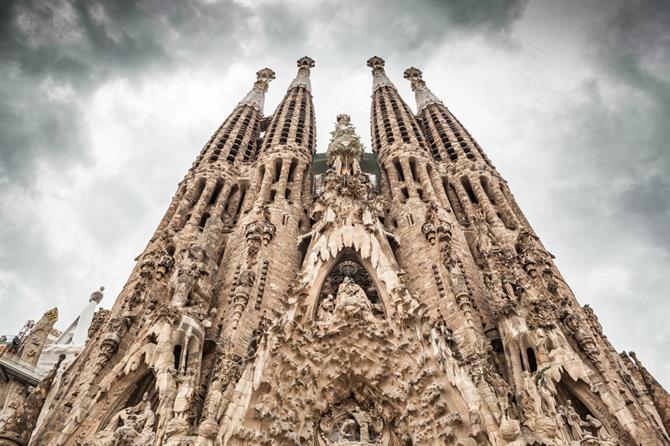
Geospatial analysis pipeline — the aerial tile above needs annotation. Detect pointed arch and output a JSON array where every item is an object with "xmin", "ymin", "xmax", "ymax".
[
  {"xmin": 306, "ymin": 248, "xmax": 391, "ymax": 321},
  {"xmin": 555, "ymin": 373, "xmax": 632, "ymax": 443},
  {"xmin": 95, "ymin": 367, "xmax": 159, "ymax": 436}
]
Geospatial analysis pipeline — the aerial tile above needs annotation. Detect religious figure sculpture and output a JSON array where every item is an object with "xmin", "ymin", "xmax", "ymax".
[
  {"xmin": 334, "ymin": 277, "xmax": 375, "ymax": 322},
  {"xmin": 93, "ymin": 392, "xmax": 156, "ymax": 445}
]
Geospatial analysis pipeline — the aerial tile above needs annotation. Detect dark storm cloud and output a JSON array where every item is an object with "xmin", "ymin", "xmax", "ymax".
[
  {"xmin": 0, "ymin": 0, "xmax": 528, "ymax": 184},
  {"xmin": 0, "ymin": 0, "xmax": 256, "ymax": 184}
]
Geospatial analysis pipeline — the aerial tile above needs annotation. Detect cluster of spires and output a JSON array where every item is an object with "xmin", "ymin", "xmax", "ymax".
[{"xmin": 237, "ymin": 56, "xmax": 443, "ymax": 115}]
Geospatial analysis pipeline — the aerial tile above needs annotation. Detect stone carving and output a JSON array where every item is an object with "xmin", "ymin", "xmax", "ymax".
[
  {"xmin": 244, "ymin": 205, "xmax": 276, "ymax": 258},
  {"xmin": 334, "ymin": 277, "xmax": 376, "ymax": 322},
  {"xmin": 317, "ymin": 399, "xmax": 384, "ymax": 445},
  {"xmin": 558, "ymin": 400, "xmax": 585, "ymax": 441},
  {"xmin": 93, "ymin": 393, "xmax": 156, "ymax": 445},
  {"xmin": 168, "ymin": 245, "xmax": 211, "ymax": 310}
]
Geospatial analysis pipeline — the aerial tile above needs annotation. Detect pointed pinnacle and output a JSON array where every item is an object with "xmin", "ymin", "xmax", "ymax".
[
  {"xmin": 297, "ymin": 56, "xmax": 315, "ymax": 70},
  {"xmin": 367, "ymin": 56, "xmax": 385, "ymax": 70},
  {"xmin": 404, "ymin": 67, "xmax": 425, "ymax": 91},
  {"xmin": 256, "ymin": 67, "xmax": 276, "ymax": 83}
]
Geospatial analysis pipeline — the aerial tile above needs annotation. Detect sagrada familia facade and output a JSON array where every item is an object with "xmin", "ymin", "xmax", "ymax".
[{"xmin": 0, "ymin": 57, "xmax": 668, "ymax": 446}]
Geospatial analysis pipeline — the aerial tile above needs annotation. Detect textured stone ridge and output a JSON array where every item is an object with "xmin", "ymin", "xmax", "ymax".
[{"xmin": 1, "ymin": 57, "xmax": 668, "ymax": 446}]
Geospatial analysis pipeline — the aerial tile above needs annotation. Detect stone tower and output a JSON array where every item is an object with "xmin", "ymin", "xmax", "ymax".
[{"xmin": 13, "ymin": 57, "xmax": 669, "ymax": 446}]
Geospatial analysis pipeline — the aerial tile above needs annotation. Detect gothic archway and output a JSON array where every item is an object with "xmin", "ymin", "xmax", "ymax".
[
  {"xmin": 310, "ymin": 249, "xmax": 387, "ymax": 321},
  {"xmin": 96, "ymin": 369, "xmax": 159, "ymax": 433},
  {"xmin": 554, "ymin": 373, "xmax": 630, "ymax": 443}
]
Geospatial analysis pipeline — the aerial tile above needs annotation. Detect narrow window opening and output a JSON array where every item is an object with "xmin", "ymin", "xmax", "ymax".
[
  {"xmin": 287, "ymin": 158, "xmax": 298, "ymax": 182},
  {"xmin": 208, "ymin": 179, "xmax": 223, "ymax": 206},
  {"xmin": 198, "ymin": 212, "xmax": 210, "ymax": 231},
  {"xmin": 233, "ymin": 184, "xmax": 247, "ymax": 223},
  {"xmin": 527, "ymin": 348, "xmax": 538, "ymax": 373},
  {"xmin": 409, "ymin": 158, "xmax": 418, "ymax": 182},
  {"xmin": 273, "ymin": 159, "xmax": 282, "ymax": 183},
  {"xmin": 393, "ymin": 159, "xmax": 405, "ymax": 182},
  {"xmin": 519, "ymin": 352, "xmax": 526, "ymax": 372},
  {"xmin": 461, "ymin": 177, "xmax": 479, "ymax": 204},
  {"xmin": 173, "ymin": 345, "xmax": 182, "ymax": 370},
  {"xmin": 400, "ymin": 187, "xmax": 409, "ymax": 200}
]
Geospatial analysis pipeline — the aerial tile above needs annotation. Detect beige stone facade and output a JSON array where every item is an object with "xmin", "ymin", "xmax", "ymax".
[{"xmin": 1, "ymin": 57, "xmax": 668, "ymax": 445}]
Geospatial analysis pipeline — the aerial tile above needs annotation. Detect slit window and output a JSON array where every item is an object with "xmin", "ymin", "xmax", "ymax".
[{"xmin": 461, "ymin": 177, "xmax": 479, "ymax": 204}]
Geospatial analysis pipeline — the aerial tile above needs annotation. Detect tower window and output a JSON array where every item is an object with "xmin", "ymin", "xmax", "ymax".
[
  {"xmin": 527, "ymin": 348, "xmax": 538, "ymax": 373},
  {"xmin": 461, "ymin": 177, "xmax": 479, "ymax": 204},
  {"xmin": 273, "ymin": 159, "xmax": 282, "ymax": 183},
  {"xmin": 208, "ymin": 179, "xmax": 224, "ymax": 206}
]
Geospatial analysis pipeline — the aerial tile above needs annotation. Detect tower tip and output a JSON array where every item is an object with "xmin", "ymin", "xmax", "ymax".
[
  {"xmin": 256, "ymin": 68, "xmax": 276, "ymax": 82},
  {"xmin": 367, "ymin": 56, "xmax": 385, "ymax": 70},
  {"xmin": 403, "ymin": 67, "xmax": 423, "ymax": 81},
  {"xmin": 297, "ymin": 56, "xmax": 315, "ymax": 69}
]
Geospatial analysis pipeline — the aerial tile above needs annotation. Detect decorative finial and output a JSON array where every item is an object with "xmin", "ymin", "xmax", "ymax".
[
  {"xmin": 367, "ymin": 56, "xmax": 395, "ymax": 92},
  {"xmin": 327, "ymin": 114, "xmax": 364, "ymax": 172},
  {"xmin": 403, "ymin": 67, "xmax": 423, "ymax": 85},
  {"xmin": 89, "ymin": 286, "xmax": 105, "ymax": 304},
  {"xmin": 256, "ymin": 67, "xmax": 276, "ymax": 84},
  {"xmin": 297, "ymin": 56, "xmax": 315, "ymax": 70},
  {"xmin": 367, "ymin": 56, "xmax": 385, "ymax": 70},
  {"xmin": 403, "ymin": 66, "xmax": 443, "ymax": 111},
  {"xmin": 289, "ymin": 56, "xmax": 315, "ymax": 92},
  {"xmin": 237, "ymin": 67, "xmax": 275, "ymax": 112}
]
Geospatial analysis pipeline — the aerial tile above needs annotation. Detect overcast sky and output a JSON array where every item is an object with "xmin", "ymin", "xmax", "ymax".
[{"xmin": 0, "ymin": 0, "xmax": 668, "ymax": 387}]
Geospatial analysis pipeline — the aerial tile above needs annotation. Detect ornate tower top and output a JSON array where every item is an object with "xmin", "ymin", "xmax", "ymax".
[
  {"xmin": 237, "ymin": 67, "xmax": 276, "ymax": 112},
  {"xmin": 403, "ymin": 66, "xmax": 444, "ymax": 112},
  {"xmin": 326, "ymin": 114, "xmax": 365, "ymax": 172},
  {"xmin": 288, "ymin": 56, "xmax": 315, "ymax": 92},
  {"xmin": 367, "ymin": 56, "xmax": 395, "ymax": 91},
  {"xmin": 89, "ymin": 286, "xmax": 105, "ymax": 304}
]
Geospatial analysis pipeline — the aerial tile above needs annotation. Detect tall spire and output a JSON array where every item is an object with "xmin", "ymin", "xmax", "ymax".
[
  {"xmin": 288, "ymin": 56, "xmax": 315, "ymax": 93},
  {"xmin": 261, "ymin": 56, "xmax": 316, "ymax": 154},
  {"xmin": 403, "ymin": 67, "xmax": 443, "ymax": 112},
  {"xmin": 403, "ymin": 65, "xmax": 493, "ymax": 167},
  {"xmin": 367, "ymin": 56, "xmax": 396, "ymax": 92},
  {"xmin": 237, "ymin": 67, "xmax": 275, "ymax": 113}
]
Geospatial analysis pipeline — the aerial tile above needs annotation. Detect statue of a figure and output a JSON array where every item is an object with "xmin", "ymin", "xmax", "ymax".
[
  {"xmin": 485, "ymin": 369, "xmax": 512, "ymax": 419},
  {"xmin": 334, "ymin": 277, "xmax": 374, "ymax": 321},
  {"xmin": 535, "ymin": 372, "xmax": 557, "ymax": 416},
  {"xmin": 95, "ymin": 392, "xmax": 155, "ymax": 445},
  {"xmin": 584, "ymin": 415, "xmax": 614, "ymax": 442},
  {"xmin": 318, "ymin": 294, "xmax": 336, "ymax": 322},
  {"xmin": 169, "ymin": 246, "xmax": 210, "ymax": 308},
  {"xmin": 560, "ymin": 400, "xmax": 584, "ymax": 440},
  {"xmin": 431, "ymin": 319, "xmax": 455, "ymax": 367},
  {"xmin": 173, "ymin": 370, "xmax": 197, "ymax": 420}
]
